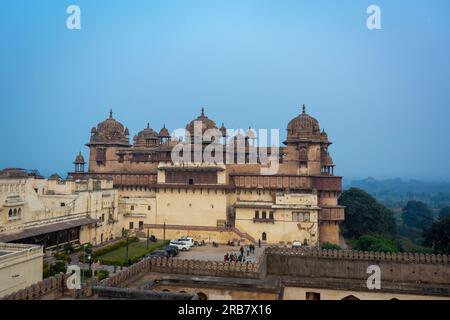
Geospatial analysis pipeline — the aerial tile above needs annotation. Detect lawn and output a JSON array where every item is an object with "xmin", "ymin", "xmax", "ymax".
[{"xmin": 97, "ymin": 240, "xmax": 167, "ymax": 265}]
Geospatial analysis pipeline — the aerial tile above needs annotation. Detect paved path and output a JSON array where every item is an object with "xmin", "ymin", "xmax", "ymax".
[{"xmin": 174, "ymin": 244, "xmax": 264, "ymax": 262}]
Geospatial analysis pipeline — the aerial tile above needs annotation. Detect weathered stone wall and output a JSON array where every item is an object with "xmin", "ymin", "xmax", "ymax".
[
  {"xmin": 266, "ymin": 247, "xmax": 450, "ymax": 285},
  {"xmin": 1, "ymin": 274, "xmax": 66, "ymax": 300}
]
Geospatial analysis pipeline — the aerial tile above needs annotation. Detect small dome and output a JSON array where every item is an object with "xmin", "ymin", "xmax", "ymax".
[
  {"xmin": 246, "ymin": 127, "xmax": 256, "ymax": 139},
  {"xmin": 134, "ymin": 123, "xmax": 159, "ymax": 147},
  {"xmin": 159, "ymin": 124, "xmax": 170, "ymax": 137},
  {"xmin": 186, "ymin": 108, "xmax": 218, "ymax": 136},
  {"xmin": 321, "ymin": 150, "xmax": 334, "ymax": 166},
  {"xmin": 287, "ymin": 105, "xmax": 321, "ymax": 141},
  {"xmin": 74, "ymin": 152, "xmax": 85, "ymax": 164},
  {"xmin": 320, "ymin": 129, "xmax": 329, "ymax": 142},
  {"xmin": 89, "ymin": 110, "xmax": 129, "ymax": 146},
  {"xmin": 48, "ymin": 173, "xmax": 62, "ymax": 181}
]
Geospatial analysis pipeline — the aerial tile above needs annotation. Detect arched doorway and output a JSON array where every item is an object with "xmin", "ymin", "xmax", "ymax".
[
  {"xmin": 262, "ymin": 232, "xmax": 267, "ymax": 241},
  {"xmin": 341, "ymin": 295, "xmax": 360, "ymax": 300}
]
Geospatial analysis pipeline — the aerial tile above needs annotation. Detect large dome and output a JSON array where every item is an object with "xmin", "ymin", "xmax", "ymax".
[
  {"xmin": 89, "ymin": 110, "xmax": 130, "ymax": 146},
  {"xmin": 185, "ymin": 108, "xmax": 218, "ymax": 136},
  {"xmin": 286, "ymin": 105, "xmax": 321, "ymax": 141}
]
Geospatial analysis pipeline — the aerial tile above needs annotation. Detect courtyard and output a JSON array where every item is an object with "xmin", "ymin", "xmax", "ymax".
[{"xmin": 174, "ymin": 243, "xmax": 264, "ymax": 263}]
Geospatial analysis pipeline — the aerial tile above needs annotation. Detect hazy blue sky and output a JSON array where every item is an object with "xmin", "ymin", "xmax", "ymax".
[{"xmin": 0, "ymin": 0, "xmax": 449, "ymax": 180}]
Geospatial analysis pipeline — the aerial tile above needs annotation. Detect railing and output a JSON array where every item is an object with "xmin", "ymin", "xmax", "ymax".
[{"xmin": 253, "ymin": 218, "xmax": 275, "ymax": 224}]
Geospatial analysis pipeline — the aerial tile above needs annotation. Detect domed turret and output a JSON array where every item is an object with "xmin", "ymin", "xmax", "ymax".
[
  {"xmin": 158, "ymin": 124, "xmax": 170, "ymax": 138},
  {"xmin": 219, "ymin": 123, "xmax": 227, "ymax": 137},
  {"xmin": 158, "ymin": 124, "xmax": 171, "ymax": 144},
  {"xmin": 73, "ymin": 152, "xmax": 86, "ymax": 173},
  {"xmin": 134, "ymin": 123, "xmax": 159, "ymax": 147},
  {"xmin": 89, "ymin": 110, "xmax": 130, "ymax": 146},
  {"xmin": 286, "ymin": 105, "xmax": 321, "ymax": 142},
  {"xmin": 186, "ymin": 108, "xmax": 218, "ymax": 137}
]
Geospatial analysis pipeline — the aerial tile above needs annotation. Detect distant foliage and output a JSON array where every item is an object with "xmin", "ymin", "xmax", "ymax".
[
  {"xmin": 321, "ymin": 242, "xmax": 341, "ymax": 251},
  {"xmin": 402, "ymin": 200, "xmax": 434, "ymax": 230},
  {"xmin": 338, "ymin": 188, "xmax": 397, "ymax": 238},
  {"xmin": 439, "ymin": 207, "xmax": 450, "ymax": 220},
  {"xmin": 423, "ymin": 216, "xmax": 450, "ymax": 254},
  {"xmin": 355, "ymin": 235, "xmax": 400, "ymax": 253}
]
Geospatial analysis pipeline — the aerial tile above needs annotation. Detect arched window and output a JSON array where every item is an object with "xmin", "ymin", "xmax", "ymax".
[
  {"xmin": 197, "ymin": 292, "xmax": 208, "ymax": 300},
  {"xmin": 262, "ymin": 211, "xmax": 267, "ymax": 219},
  {"xmin": 304, "ymin": 213, "xmax": 310, "ymax": 222},
  {"xmin": 255, "ymin": 211, "xmax": 260, "ymax": 219},
  {"xmin": 262, "ymin": 232, "xmax": 267, "ymax": 241},
  {"xmin": 341, "ymin": 295, "xmax": 360, "ymax": 300},
  {"xmin": 18, "ymin": 208, "xmax": 22, "ymax": 216},
  {"xmin": 8, "ymin": 209, "xmax": 12, "ymax": 217},
  {"xmin": 269, "ymin": 212, "xmax": 274, "ymax": 220},
  {"xmin": 13, "ymin": 209, "xmax": 17, "ymax": 216}
]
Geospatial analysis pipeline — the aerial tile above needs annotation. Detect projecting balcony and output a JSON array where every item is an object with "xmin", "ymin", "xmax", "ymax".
[
  {"xmin": 319, "ymin": 207, "xmax": 345, "ymax": 221},
  {"xmin": 253, "ymin": 218, "xmax": 275, "ymax": 224}
]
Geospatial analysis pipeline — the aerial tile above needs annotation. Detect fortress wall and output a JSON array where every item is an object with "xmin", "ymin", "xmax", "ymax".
[{"xmin": 266, "ymin": 247, "xmax": 450, "ymax": 285}]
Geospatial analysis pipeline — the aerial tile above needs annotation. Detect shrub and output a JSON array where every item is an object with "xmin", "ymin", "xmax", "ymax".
[{"xmin": 321, "ymin": 242, "xmax": 341, "ymax": 250}]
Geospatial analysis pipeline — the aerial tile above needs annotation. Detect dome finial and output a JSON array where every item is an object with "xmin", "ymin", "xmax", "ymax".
[
  {"xmin": 302, "ymin": 104, "xmax": 306, "ymax": 114},
  {"xmin": 147, "ymin": 123, "xmax": 150, "ymax": 129},
  {"xmin": 109, "ymin": 109, "xmax": 113, "ymax": 119},
  {"xmin": 201, "ymin": 107, "xmax": 205, "ymax": 116}
]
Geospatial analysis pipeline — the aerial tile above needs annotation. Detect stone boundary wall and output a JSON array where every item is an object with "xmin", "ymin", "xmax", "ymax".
[
  {"xmin": 266, "ymin": 247, "xmax": 450, "ymax": 286},
  {"xmin": 266, "ymin": 247, "xmax": 450, "ymax": 264},
  {"xmin": 1, "ymin": 274, "xmax": 66, "ymax": 300},
  {"xmin": 100, "ymin": 255, "xmax": 265, "ymax": 288}
]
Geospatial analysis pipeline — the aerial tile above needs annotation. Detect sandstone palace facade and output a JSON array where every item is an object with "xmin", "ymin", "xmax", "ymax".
[{"xmin": 69, "ymin": 106, "xmax": 345, "ymax": 246}]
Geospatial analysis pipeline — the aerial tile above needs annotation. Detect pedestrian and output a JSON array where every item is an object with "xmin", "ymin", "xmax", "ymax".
[
  {"xmin": 240, "ymin": 246, "xmax": 244, "ymax": 255},
  {"xmin": 246, "ymin": 246, "xmax": 250, "ymax": 256},
  {"xmin": 258, "ymin": 239, "xmax": 261, "ymax": 248},
  {"xmin": 224, "ymin": 253, "xmax": 228, "ymax": 262}
]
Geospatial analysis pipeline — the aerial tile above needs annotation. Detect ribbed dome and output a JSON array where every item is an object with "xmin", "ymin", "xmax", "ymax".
[
  {"xmin": 74, "ymin": 152, "xmax": 85, "ymax": 164},
  {"xmin": 158, "ymin": 124, "xmax": 170, "ymax": 137},
  {"xmin": 186, "ymin": 108, "xmax": 218, "ymax": 136},
  {"xmin": 134, "ymin": 123, "xmax": 159, "ymax": 147},
  {"xmin": 287, "ymin": 105, "xmax": 321, "ymax": 141},
  {"xmin": 89, "ymin": 110, "xmax": 130, "ymax": 146}
]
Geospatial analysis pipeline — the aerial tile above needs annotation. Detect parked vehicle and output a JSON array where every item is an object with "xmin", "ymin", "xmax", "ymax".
[
  {"xmin": 292, "ymin": 241, "xmax": 302, "ymax": 248},
  {"xmin": 163, "ymin": 245, "xmax": 179, "ymax": 257},
  {"xmin": 169, "ymin": 240, "xmax": 191, "ymax": 251},
  {"xmin": 177, "ymin": 237, "xmax": 194, "ymax": 248},
  {"xmin": 146, "ymin": 250, "xmax": 170, "ymax": 258}
]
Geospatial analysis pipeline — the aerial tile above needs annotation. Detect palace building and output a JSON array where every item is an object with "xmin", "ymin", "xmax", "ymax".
[{"xmin": 68, "ymin": 106, "xmax": 345, "ymax": 246}]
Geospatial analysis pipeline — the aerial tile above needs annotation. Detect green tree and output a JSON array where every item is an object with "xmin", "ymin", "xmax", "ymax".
[
  {"xmin": 423, "ymin": 216, "xmax": 450, "ymax": 254},
  {"xmin": 355, "ymin": 235, "xmax": 400, "ymax": 253},
  {"xmin": 402, "ymin": 200, "xmax": 434, "ymax": 230},
  {"xmin": 338, "ymin": 188, "xmax": 397, "ymax": 238},
  {"xmin": 439, "ymin": 207, "xmax": 450, "ymax": 220}
]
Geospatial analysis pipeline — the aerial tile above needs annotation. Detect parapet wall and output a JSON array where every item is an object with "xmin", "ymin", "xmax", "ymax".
[
  {"xmin": 1, "ymin": 274, "xmax": 66, "ymax": 300},
  {"xmin": 101, "ymin": 256, "xmax": 264, "ymax": 288},
  {"xmin": 266, "ymin": 247, "xmax": 450, "ymax": 285}
]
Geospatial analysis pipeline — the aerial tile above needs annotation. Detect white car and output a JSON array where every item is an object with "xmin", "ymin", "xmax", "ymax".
[
  {"xmin": 292, "ymin": 241, "xmax": 302, "ymax": 248},
  {"xmin": 177, "ymin": 237, "xmax": 194, "ymax": 248},
  {"xmin": 169, "ymin": 240, "xmax": 191, "ymax": 251}
]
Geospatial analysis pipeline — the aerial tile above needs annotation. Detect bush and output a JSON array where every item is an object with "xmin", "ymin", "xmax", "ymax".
[
  {"xmin": 95, "ymin": 269, "xmax": 110, "ymax": 281},
  {"xmin": 321, "ymin": 242, "xmax": 341, "ymax": 250},
  {"xmin": 355, "ymin": 235, "xmax": 400, "ymax": 253},
  {"xmin": 92, "ymin": 236, "xmax": 138, "ymax": 258}
]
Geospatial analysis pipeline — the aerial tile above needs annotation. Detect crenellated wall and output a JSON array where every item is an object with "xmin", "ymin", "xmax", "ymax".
[{"xmin": 266, "ymin": 247, "xmax": 450, "ymax": 287}]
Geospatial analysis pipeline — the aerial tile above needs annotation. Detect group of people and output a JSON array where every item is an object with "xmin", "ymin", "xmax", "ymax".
[{"xmin": 223, "ymin": 244, "xmax": 257, "ymax": 263}]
